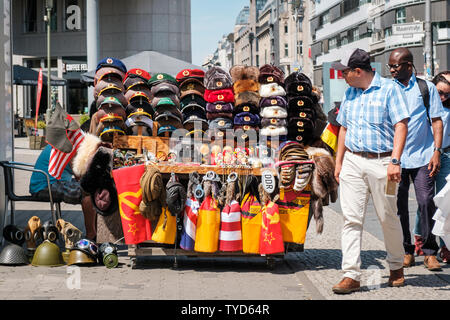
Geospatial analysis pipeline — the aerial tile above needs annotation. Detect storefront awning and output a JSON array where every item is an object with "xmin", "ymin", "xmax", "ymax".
[{"xmin": 13, "ymin": 65, "xmax": 67, "ymax": 86}]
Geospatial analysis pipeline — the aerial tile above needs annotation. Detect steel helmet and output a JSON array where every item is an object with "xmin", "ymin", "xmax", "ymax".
[
  {"xmin": 31, "ymin": 240, "xmax": 65, "ymax": 267},
  {"xmin": 67, "ymin": 249, "xmax": 97, "ymax": 266},
  {"xmin": 0, "ymin": 243, "xmax": 29, "ymax": 265}
]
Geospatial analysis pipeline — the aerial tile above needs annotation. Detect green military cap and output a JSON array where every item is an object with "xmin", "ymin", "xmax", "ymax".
[{"xmin": 148, "ymin": 73, "xmax": 178, "ymax": 87}]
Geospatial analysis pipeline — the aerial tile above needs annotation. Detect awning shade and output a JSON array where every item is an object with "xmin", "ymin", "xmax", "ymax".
[{"xmin": 13, "ymin": 65, "xmax": 67, "ymax": 86}]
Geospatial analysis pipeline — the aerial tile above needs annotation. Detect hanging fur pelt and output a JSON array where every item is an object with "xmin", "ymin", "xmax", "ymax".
[{"xmin": 305, "ymin": 146, "xmax": 339, "ymax": 234}]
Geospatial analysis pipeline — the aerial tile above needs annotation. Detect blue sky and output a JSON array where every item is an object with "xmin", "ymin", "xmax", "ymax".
[{"xmin": 191, "ymin": 0, "xmax": 249, "ymax": 66}]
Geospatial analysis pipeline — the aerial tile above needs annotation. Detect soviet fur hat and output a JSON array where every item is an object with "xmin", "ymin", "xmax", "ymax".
[
  {"xmin": 206, "ymin": 102, "xmax": 234, "ymax": 113},
  {"xmin": 287, "ymin": 95, "xmax": 314, "ymax": 110},
  {"xmin": 258, "ymin": 64, "xmax": 285, "ymax": 85},
  {"xmin": 208, "ymin": 117, "xmax": 233, "ymax": 130},
  {"xmin": 259, "ymin": 96, "xmax": 288, "ymax": 109},
  {"xmin": 235, "ymin": 91, "xmax": 260, "ymax": 106},
  {"xmin": 287, "ymin": 106, "xmax": 316, "ymax": 121},
  {"xmin": 232, "ymin": 79, "xmax": 260, "ymax": 95},
  {"xmin": 204, "ymin": 88, "xmax": 235, "ymax": 103},
  {"xmin": 233, "ymin": 102, "xmax": 259, "ymax": 115},
  {"xmin": 230, "ymin": 65, "xmax": 260, "ymax": 82},
  {"xmin": 259, "ymin": 106, "xmax": 288, "ymax": 119},
  {"xmin": 287, "ymin": 117, "xmax": 315, "ymax": 144},
  {"xmin": 206, "ymin": 112, "xmax": 233, "ymax": 121},
  {"xmin": 260, "ymin": 126, "xmax": 288, "ymax": 137},
  {"xmin": 234, "ymin": 112, "xmax": 260, "ymax": 127},
  {"xmin": 284, "ymin": 72, "xmax": 313, "ymax": 96},
  {"xmin": 176, "ymin": 69, "xmax": 205, "ymax": 83},
  {"xmin": 261, "ymin": 118, "xmax": 287, "ymax": 128},
  {"xmin": 259, "ymin": 83, "xmax": 286, "ymax": 98},
  {"xmin": 204, "ymin": 66, "xmax": 233, "ymax": 90}
]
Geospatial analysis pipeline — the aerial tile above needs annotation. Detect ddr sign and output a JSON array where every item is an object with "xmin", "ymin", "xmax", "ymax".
[{"xmin": 262, "ymin": 170, "xmax": 276, "ymax": 194}]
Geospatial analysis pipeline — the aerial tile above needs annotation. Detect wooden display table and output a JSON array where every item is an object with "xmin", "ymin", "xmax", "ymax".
[{"xmin": 153, "ymin": 163, "xmax": 276, "ymax": 176}]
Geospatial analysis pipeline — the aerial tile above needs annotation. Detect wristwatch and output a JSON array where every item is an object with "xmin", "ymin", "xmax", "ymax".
[
  {"xmin": 434, "ymin": 147, "xmax": 443, "ymax": 154},
  {"xmin": 391, "ymin": 158, "xmax": 401, "ymax": 165}
]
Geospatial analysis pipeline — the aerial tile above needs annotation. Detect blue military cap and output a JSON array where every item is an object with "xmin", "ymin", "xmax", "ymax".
[{"xmin": 96, "ymin": 57, "xmax": 127, "ymax": 74}]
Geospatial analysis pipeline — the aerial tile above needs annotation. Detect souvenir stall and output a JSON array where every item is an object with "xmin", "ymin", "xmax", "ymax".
[{"xmin": 0, "ymin": 57, "xmax": 338, "ymax": 270}]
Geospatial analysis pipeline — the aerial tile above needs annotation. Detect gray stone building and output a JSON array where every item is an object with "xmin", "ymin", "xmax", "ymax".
[{"xmin": 12, "ymin": 0, "xmax": 191, "ymax": 115}]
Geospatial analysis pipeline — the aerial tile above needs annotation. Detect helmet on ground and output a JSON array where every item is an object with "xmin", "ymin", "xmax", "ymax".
[
  {"xmin": 67, "ymin": 249, "xmax": 97, "ymax": 266},
  {"xmin": 0, "ymin": 243, "xmax": 29, "ymax": 265},
  {"xmin": 31, "ymin": 240, "xmax": 65, "ymax": 267}
]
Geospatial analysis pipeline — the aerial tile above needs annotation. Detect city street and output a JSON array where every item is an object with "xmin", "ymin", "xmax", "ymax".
[{"xmin": 0, "ymin": 137, "xmax": 449, "ymax": 302}]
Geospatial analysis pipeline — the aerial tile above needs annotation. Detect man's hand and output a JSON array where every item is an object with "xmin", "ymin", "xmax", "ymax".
[
  {"xmin": 428, "ymin": 151, "xmax": 441, "ymax": 177},
  {"xmin": 334, "ymin": 162, "xmax": 342, "ymax": 184},
  {"xmin": 387, "ymin": 163, "xmax": 402, "ymax": 182}
]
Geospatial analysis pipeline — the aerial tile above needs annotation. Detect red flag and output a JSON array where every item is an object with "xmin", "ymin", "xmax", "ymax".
[
  {"xmin": 35, "ymin": 68, "xmax": 43, "ymax": 134},
  {"xmin": 112, "ymin": 164, "xmax": 152, "ymax": 245},
  {"xmin": 260, "ymin": 201, "xmax": 284, "ymax": 254},
  {"xmin": 48, "ymin": 126, "xmax": 85, "ymax": 179}
]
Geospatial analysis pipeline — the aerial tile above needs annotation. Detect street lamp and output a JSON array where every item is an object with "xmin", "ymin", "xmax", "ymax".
[{"xmin": 44, "ymin": 0, "xmax": 53, "ymax": 119}]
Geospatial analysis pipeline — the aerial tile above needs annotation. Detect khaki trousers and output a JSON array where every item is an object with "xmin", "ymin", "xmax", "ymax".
[{"xmin": 339, "ymin": 152, "xmax": 405, "ymax": 281}]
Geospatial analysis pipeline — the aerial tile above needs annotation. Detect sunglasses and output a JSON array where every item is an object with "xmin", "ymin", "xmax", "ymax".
[
  {"xmin": 386, "ymin": 62, "xmax": 410, "ymax": 70},
  {"xmin": 438, "ymin": 90, "xmax": 450, "ymax": 100}
]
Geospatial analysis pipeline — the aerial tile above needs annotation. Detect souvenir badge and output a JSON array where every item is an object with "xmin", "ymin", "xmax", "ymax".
[
  {"xmin": 300, "ymin": 112, "xmax": 306, "ymax": 118},
  {"xmin": 136, "ymin": 69, "xmax": 142, "ymax": 75},
  {"xmin": 106, "ymin": 58, "xmax": 113, "ymax": 64},
  {"xmin": 187, "ymin": 83, "xmax": 195, "ymax": 90},
  {"xmin": 157, "ymin": 74, "xmax": 164, "ymax": 80},
  {"xmin": 244, "ymin": 116, "xmax": 251, "ymax": 122},
  {"xmin": 270, "ymin": 119, "xmax": 277, "ymax": 124},
  {"xmin": 183, "ymin": 70, "xmax": 190, "ymax": 76},
  {"xmin": 216, "ymin": 81, "xmax": 223, "ymax": 87},
  {"xmin": 243, "ymin": 125, "xmax": 250, "ymax": 131},
  {"xmin": 218, "ymin": 95, "xmax": 224, "ymax": 100},
  {"xmin": 267, "ymin": 76, "xmax": 274, "ymax": 82},
  {"xmin": 271, "ymin": 99, "xmax": 277, "ymax": 105},
  {"xmin": 297, "ymin": 85, "xmax": 304, "ymax": 92},
  {"xmin": 297, "ymin": 121, "xmax": 304, "ymax": 127},
  {"xmin": 218, "ymin": 120, "xmax": 225, "ymax": 127},
  {"xmin": 297, "ymin": 100, "xmax": 304, "ymax": 106},
  {"xmin": 243, "ymin": 106, "xmax": 250, "ymax": 112},
  {"xmin": 296, "ymin": 136, "xmax": 303, "ymax": 141},
  {"xmin": 216, "ymin": 104, "xmax": 223, "ymax": 111}
]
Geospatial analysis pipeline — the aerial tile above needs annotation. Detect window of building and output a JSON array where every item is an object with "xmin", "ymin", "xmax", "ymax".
[
  {"xmin": 24, "ymin": 0, "xmax": 37, "ymax": 32},
  {"xmin": 384, "ymin": 26, "xmax": 392, "ymax": 37},
  {"xmin": 342, "ymin": 0, "xmax": 359, "ymax": 15},
  {"xmin": 359, "ymin": 0, "xmax": 371, "ymax": 5},
  {"xmin": 341, "ymin": 33, "xmax": 349, "ymax": 45},
  {"xmin": 348, "ymin": 28, "xmax": 360, "ymax": 42},
  {"xmin": 284, "ymin": 43, "xmax": 289, "ymax": 57},
  {"xmin": 329, "ymin": 37, "xmax": 337, "ymax": 50},
  {"xmin": 395, "ymin": 7, "xmax": 406, "ymax": 24},
  {"xmin": 284, "ymin": 24, "xmax": 288, "ymax": 34},
  {"xmin": 298, "ymin": 40, "xmax": 303, "ymax": 55},
  {"xmin": 319, "ymin": 11, "xmax": 330, "ymax": 26}
]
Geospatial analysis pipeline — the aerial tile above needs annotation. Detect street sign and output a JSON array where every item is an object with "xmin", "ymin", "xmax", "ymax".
[{"xmin": 392, "ymin": 22, "xmax": 423, "ymax": 35}]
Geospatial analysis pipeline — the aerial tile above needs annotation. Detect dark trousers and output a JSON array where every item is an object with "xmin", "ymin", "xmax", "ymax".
[{"xmin": 397, "ymin": 165, "xmax": 439, "ymax": 255}]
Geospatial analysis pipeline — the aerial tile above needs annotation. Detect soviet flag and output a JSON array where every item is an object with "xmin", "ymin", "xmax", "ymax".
[{"xmin": 112, "ymin": 164, "xmax": 152, "ymax": 244}]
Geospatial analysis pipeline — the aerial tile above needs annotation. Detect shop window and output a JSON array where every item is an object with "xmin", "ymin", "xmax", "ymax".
[
  {"xmin": 24, "ymin": 0, "xmax": 37, "ymax": 32},
  {"xmin": 396, "ymin": 7, "xmax": 406, "ymax": 24}
]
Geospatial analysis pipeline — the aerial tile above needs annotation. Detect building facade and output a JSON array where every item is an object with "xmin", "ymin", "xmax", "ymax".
[
  {"xmin": 12, "ymin": 0, "xmax": 192, "ymax": 116},
  {"xmin": 309, "ymin": 0, "xmax": 449, "ymax": 86}
]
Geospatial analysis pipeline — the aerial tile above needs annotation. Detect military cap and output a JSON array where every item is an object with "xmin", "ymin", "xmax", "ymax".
[
  {"xmin": 128, "ymin": 91, "xmax": 151, "ymax": 104},
  {"xmin": 180, "ymin": 78, "xmax": 205, "ymax": 99},
  {"xmin": 123, "ymin": 68, "xmax": 151, "ymax": 83},
  {"xmin": 96, "ymin": 57, "xmax": 127, "ymax": 74},
  {"xmin": 151, "ymin": 82, "xmax": 180, "ymax": 97},
  {"xmin": 126, "ymin": 102, "xmax": 154, "ymax": 119},
  {"xmin": 96, "ymin": 91, "xmax": 128, "ymax": 109},
  {"xmin": 176, "ymin": 69, "xmax": 205, "ymax": 83},
  {"xmin": 98, "ymin": 96, "xmax": 124, "ymax": 109},
  {"xmin": 180, "ymin": 94, "xmax": 206, "ymax": 110},
  {"xmin": 206, "ymin": 112, "xmax": 233, "ymax": 121},
  {"xmin": 154, "ymin": 111, "xmax": 183, "ymax": 129},
  {"xmin": 287, "ymin": 117, "xmax": 315, "ymax": 144},
  {"xmin": 181, "ymin": 102, "xmax": 206, "ymax": 115},
  {"xmin": 152, "ymin": 96, "xmax": 179, "ymax": 110},
  {"xmin": 94, "ymin": 77, "xmax": 125, "ymax": 98},
  {"xmin": 157, "ymin": 125, "xmax": 178, "ymax": 136},
  {"xmin": 94, "ymin": 67, "xmax": 125, "ymax": 86},
  {"xmin": 96, "ymin": 83, "xmax": 124, "ymax": 98},
  {"xmin": 182, "ymin": 106, "xmax": 206, "ymax": 121},
  {"xmin": 208, "ymin": 117, "xmax": 233, "ymax": 130},
  {"xmin": 148, "ymin": 73, "xmax": 178, "ymax": 87}
]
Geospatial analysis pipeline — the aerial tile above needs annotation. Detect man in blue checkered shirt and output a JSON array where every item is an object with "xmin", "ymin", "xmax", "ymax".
[{"xmin": 331, "ymin": 48, "xmax": 410, "ymax": 294}]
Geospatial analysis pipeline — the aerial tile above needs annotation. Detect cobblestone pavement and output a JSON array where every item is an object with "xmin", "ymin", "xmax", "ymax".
[{"xmin": 0, "ymin": 138, "xmax": 449, "ymax": 300}]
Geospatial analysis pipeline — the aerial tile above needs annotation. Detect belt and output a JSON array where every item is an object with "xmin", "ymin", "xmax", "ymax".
[
  {"xmin": 444, "ymin": 146, "xmax": 450, "ymax": 153},
  {"xmin": 346, "ymin": 148, "xmax": 392, "ymax": 159}
]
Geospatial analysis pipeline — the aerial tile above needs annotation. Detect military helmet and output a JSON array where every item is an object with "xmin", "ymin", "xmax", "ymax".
[
  {"xmin": 31, "ymin": 240, "xmax": 65, "ymax": 267},
  {"xmin": 67, "ymin": 249, "xmax": 97, "ymax": 266},
  {"xmin": 0, "ymin": 243, "xmax": 29, "ymax": 265}
]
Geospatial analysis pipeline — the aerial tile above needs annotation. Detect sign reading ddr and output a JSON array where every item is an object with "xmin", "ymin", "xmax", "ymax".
[{"xmin": 392, "ymin": 22, "xmax": 423, "ymax": 35}]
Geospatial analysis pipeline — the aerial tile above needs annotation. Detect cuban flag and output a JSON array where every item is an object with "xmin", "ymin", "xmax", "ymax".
[
  {"xmin": 219, "ymin": 200, "xmax": 243, "ymax": 252},
  {"xmin": 180, "ymin": 197, "xmax": 199, "ymax": 250}
]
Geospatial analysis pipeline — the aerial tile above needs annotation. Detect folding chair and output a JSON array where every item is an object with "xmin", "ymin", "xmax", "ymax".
[{"xmin": 0, "ymin": 161, "xmax": 62, "ymax": 237}]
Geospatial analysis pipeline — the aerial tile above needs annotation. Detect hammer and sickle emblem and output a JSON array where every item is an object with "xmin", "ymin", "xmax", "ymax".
[{"xmin": 118, "ymin": 190, "xmax": 143, "ymax": 221}]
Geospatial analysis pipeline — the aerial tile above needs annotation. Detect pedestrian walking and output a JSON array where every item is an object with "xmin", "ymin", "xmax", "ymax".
[
  {"xmin": 388, "ymin": 48, "xmax": 444, "ymax": 271},
  {"xmin": 432, "ymin": 71, "xmax": 450, "ymax": 263},
  {"xmin": 331, "ymin": 48, "xmax": 410, "ymax": 294}
]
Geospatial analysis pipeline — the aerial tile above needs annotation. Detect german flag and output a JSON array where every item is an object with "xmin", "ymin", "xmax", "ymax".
[{"xmin": 320, "ymin": 106, "xmax": 340, "ymax": 155}]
